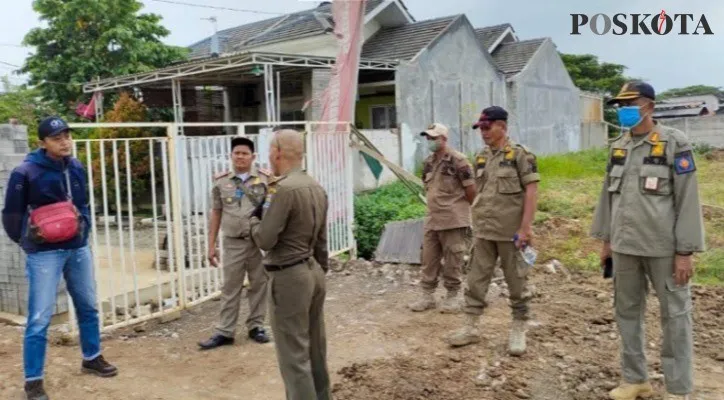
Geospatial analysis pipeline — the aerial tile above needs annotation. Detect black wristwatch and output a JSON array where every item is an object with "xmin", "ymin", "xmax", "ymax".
[{"xmin": 676, "ymin": 252, "xmax": 693, "ymax": 256}]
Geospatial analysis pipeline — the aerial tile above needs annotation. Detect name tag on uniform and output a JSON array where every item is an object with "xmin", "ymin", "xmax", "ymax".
[{"xmin": 644, "ymin": 177, "xmax": 659, "ymax": 191}]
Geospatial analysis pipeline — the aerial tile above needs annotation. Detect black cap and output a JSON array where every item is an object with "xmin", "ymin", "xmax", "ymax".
[
  {"xmin": 472, "ymin": 106, "xmax": 508, "ymax": 129},
  {"xmin": 231, "ymin": 136, "xmax": 255, "ymax": 153},
  {"xmin": 38, "ymin": 116, "xmax": 72, "ymax": 140},
  {"xmin": 607, "ymin": 81, "xmax": 656, "ymax": 105}
]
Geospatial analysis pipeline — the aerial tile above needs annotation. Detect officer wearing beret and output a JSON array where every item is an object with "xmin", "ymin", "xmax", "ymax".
[
  {"xmin": 591, "ymin": 81, "xmax": 705, "ymax": 400},
  {"xmin": 446, "ymin": 106, "xmax": 539, "ymax": 357}
]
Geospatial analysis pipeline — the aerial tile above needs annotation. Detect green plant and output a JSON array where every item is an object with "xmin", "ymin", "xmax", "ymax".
[
  {"xmin": 692, "ymin": 142, "xmax": 715, "ymax": 157},
  {"xmin": 78, "ymin": 92, "xmax": 160, "ymax": 207},
  {"xmin": 354, "ymin": 182, "xmax": 426, "ymax": 260}
]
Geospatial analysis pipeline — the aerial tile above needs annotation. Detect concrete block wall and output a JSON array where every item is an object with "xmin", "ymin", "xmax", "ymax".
[
  {"xmin": 660, "ymin": 115, "xmax": 724, "ymax": 148},
  {"xmin": 0, "ymin": 124, "xmax": 69, "ymax": 316}
]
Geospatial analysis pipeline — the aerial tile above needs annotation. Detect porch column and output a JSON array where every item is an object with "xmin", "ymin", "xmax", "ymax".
[
  {"xmin": 94, "ymin": 91, "xmax": 104, "ymax": 122},
  {"xmin": 263, "ymin": 64, "xmax": 277, "ymax": 123},
  {"xmin": 172, "ymin": 79, "xmax": 184, "ymax": 135},
  {"xmin": 310, "ymin": 69, "xmax": 331, "ymax": 121},
  {"xmin": 222, "ymin": 87, "xmax": 233, "ymax": 135}
]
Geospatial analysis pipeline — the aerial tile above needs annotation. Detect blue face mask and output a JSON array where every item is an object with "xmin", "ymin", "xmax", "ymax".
[{"xmin": 617, "ymin": 106, "xmax": 643, "ymax": 129}]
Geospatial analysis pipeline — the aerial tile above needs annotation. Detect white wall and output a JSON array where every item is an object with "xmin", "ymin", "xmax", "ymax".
[
  {"xmin": 660, "ymin": 115, "xmax": 724, "ymax": 148},
  {"xmin": 396, "ymin": 16, "xmax": 506, "ymax": 165},
  {"xmin": 510, "ymin": 39, "xmax": 582, "ymax": 155},
  {"xmin": 354, "ymin": 129, "xmax": 402, "ymax": 192}
]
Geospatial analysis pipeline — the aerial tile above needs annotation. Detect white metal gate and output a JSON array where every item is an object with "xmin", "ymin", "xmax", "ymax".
[{"xmin": 67, "ymin": 122, "xmax": 355, "ymax": 331}]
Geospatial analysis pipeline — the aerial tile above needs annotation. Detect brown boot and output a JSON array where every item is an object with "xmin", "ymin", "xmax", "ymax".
[
  {"xmin": 408, "ymin": 289, "xmax": 436, "ymax": 312},
  {"xmin": 608, "ymin": 381, "xmax": 655, "ymax": 400},
  {"xmin": 445, "ymin": 313, "xmax": 481, "ymax": 347},
  {"xmin": 508, "ymin": 319, "xmax": 527, "ymax": 356},
  {"xmin": 440, "ymin": 290, "xmax": 460, "ymax": 314}
]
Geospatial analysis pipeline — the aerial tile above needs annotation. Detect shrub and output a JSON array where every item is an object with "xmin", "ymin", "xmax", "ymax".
[{"xmin": 354, "ymin": 182, "xmax": 426, "ymax": 260}]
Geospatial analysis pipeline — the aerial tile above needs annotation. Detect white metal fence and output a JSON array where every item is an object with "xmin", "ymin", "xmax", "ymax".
[{"xmin": 66, "ymin": 122, "xmax": 355, "ymax": 331}]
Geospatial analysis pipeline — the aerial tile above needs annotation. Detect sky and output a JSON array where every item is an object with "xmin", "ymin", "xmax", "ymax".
[{"xmin": 0, "ymin": 0, "xmax": 722, "ymax": 93}]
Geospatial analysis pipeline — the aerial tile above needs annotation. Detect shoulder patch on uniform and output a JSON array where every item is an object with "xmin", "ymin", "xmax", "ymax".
[
  {"xmin": 214, "ymin": 171, "xmax": 232, "ymax": 180},
  {"xmin": 674, "ymin": 150, "xmax": 696, "ymax": 175},
  {"xmin": 515, "ymin": 143, "xmax": 532, "ymax": 154}
]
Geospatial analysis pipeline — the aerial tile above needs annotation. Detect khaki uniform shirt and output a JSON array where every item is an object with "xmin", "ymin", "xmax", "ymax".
[
  {"xmin": 590, "ymin": 123, "xmax": 706, "ymax": 257},
  {"xmin": 471, "ymin": 139, "xmax": 540, "ymax": 241},
  {"xmin": 422, "ymin": 147, "xmax": 474, "ymax": 231},
  {"xmin": 250, "ymin": 168, "xmax": 329, "ymax": 269},
  {"xmin": 211, "ymin": 169, "xmax": 268, "ymax": 239}
]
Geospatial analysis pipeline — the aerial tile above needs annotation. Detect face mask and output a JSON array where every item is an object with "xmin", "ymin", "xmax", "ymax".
[
  {"xmin": 617, "ymin": 106, "xmax": 644, "ymax": 129},
  {"xmin": 427, "ymin": 139, "xmax": 441, "ymax": 152}
]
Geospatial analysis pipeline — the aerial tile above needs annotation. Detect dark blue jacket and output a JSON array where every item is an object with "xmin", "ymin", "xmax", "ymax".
[{"xmin": 2, "ymin": 149, "xmax": 91, "ymax": 254}]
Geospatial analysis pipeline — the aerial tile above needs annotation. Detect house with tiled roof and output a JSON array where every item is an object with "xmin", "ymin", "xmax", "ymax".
[
  {"xmin": 85, "ymin": 0, "xmax": 589, "ymax": 165},
  {"xmin": 476, "ymin": 25, "xmax": 583, "ymax": 154}
]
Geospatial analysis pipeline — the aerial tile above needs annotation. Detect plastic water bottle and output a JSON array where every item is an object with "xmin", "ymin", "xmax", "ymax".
[{"xmin": 513, "ymin": 234, "xmax": 537, "ymax": 267}]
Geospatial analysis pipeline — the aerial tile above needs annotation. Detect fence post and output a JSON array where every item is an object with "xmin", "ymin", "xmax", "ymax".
[
  {"xmin": 305, "ymin": 122, "xmax": 314, "ymax": 174},
  {"xmin": 166, "ymin": 124, "xmax": 187, "ymax": 309}
]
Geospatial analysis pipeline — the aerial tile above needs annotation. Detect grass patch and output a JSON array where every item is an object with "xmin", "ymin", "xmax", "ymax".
[
  {"xmin": 695, "ymin": 249, "xmax": 724, "ymax": 285},
  {"xmin": 354, "ymin": 181, "xmax": 426, "ymax": 260}
]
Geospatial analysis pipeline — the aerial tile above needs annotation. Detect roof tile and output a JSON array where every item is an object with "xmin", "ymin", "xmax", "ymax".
[
  {"xmin": 361, "ymin": 15, "xmax": 459, "ymax": 61},
  {"xmin": 189, "ymin": 0, "xmax": 386, "ymax": 59},
  {"xmin": 474, "ymin": 23, "xmax": 512, "ymax": 50},
  {"xmin": 490, "ymin": 38, "xmax": 546, "ymax": 77}
]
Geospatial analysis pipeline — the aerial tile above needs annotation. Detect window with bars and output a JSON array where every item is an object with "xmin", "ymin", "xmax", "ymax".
[{"xmin": 370, "ymin": 105, "xmax": 397, "ymax": 129}]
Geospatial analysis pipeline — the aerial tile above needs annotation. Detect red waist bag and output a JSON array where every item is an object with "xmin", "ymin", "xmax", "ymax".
[
  {"xmin": 27, "ymin": 169, "xmax": 81, "ymax": 244},
  {"xmin": 29, "ymin": 201, "xmax": 80, "ymax": 243}
]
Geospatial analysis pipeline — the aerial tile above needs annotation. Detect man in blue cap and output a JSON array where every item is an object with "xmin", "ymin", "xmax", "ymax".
[
  {"xmin": 591, "ymin": 82, "xmax": 704, "ymax": 400},
  {"xmin": 2, "ymin": 116, "xmax": 118, "ymax": 400}
]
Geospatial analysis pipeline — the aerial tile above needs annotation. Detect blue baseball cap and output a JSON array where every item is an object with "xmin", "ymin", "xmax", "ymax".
[{"xmin": 38, "ymin": 116, "xmax": 72, "ymax": 140}]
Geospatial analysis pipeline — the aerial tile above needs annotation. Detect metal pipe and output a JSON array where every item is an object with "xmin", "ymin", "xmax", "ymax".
[
  {"xmin": 124, "ymin": 140, "xmax": 141, "ymax": 318},
  {"xmin": 160, "ymin": 138, "xmax": 179, "ymax": 310},
  {"xmin": 112, "ymin": 141, "xmax": 130, "ymax": 322},
  {"xmin": 98, "ymin": 142, "xmax": 117, "ymax": 326},
  {"xmin": 166, "ymin": 125, "xmax": 188, "ymax": 309},
  {"xmin": 84, "ymin": 141, "xmax": 103, "ymax": 329},
  {"xmin": 149, "ymin": 139, "xmax": 164, "ymax": 314}
]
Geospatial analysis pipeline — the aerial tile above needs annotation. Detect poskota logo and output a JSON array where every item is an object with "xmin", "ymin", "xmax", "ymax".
[{"xmin": 571, "ymin": 10, "xmax": 713, "ymax": 35}]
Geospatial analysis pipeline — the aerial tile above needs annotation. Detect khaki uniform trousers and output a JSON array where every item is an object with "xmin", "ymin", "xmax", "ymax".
[
  {"xmin": 269, "ymin": 259, "xmax": 330, "ymax": 400},
  {"xmin": 613, "ymin": 253, "xmax": 693, "ymax": 395},
  {"xmin": 464, "ymin": 238, "xmax": 529, "ymax": 320},
  {"xmin": 420, "ymin": 227, "xmax": 468, "ymax": 292},
  {"xmin": 215, "ymin": 237, "xmax": 268, "ymax": 337}
]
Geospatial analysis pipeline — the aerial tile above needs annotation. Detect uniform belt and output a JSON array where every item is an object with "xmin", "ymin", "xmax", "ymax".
[
  {"xmin": 264, "ymin": 257, "xmax": 310, "ymax": 272},
  {"xmin": 224, "ymin": 235, "xmax": 250, "ymax": 240}
]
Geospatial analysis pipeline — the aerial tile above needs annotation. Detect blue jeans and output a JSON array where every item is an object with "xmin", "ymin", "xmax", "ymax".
[{"xmin": 24, "ymin": 246, "xmax": 101, "ymax": 381}]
